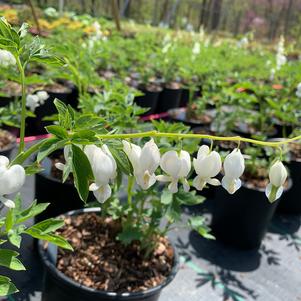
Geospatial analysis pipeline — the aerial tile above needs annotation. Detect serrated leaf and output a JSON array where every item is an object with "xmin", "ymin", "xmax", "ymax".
[
  {"xmin": 26, "ymin": 218, "xmax": 64, "ymax": 235},
  {"xmin": 37, "ymin": 138, "xmax": 67, "ymax": 163},
  {"xmin": 16, "ymin": 201, "xmax": 49, "ymax": 224},
  {"xmin": 0, "ymin": 249, "xmax": 25, "ymax": 271},
  {"xmin": 54, "ymin": 99, "xmax": 72, "ymax": 129}
]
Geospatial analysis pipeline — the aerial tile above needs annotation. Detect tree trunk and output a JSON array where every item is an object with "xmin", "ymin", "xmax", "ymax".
[
  {"xmin": 284, "ymin": 0, "xmax": 294, "ymax": 36},
  {"xmin": 199, "ymin": 0, "xmax": 208, "ymax": 28},
  {"xmin": 152, "ymin": 0, "xmax": 160, "ymax": 25},
  {"xmin": 121, "ymin": 0, "xmax": 131, "ymax": 18},
  {"xmin": 210, "ymin": 0, "xmax": 223, "ymax": 30},
  {"xmin": 160, "ymin": 0, "xmax": 169, "ymax": 24},
  {"xmin": 112, "ymin": 0, "xmax": 122, "ymax": 31}
]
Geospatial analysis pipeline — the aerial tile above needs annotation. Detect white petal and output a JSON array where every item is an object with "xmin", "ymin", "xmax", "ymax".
[
  {"xmin": 55, "ymin": 162, "xmax": 65, "ymax": 171},
  {"xmin": 192, "ymin": 175, "xmax": 206, "ymax": 191},
  {"xmin": 182, "ymin": 178, "xmax": 190, "ymax": 192},
  {"xmin": 197, "ymin": 145, "xmax": 210, "ymax": 160},
  {"xmin": 89, "ymin": 182, "xmax": 100, "ymax": 191},
  {"xmin": 136, "ymin": 170, "xmax": 157, "ymax": 190},
  {"xmin": 93, "ymin": 184, "xmax": 112, "ymax": 203},
  {"xmin": 178, "ymin": 151, "xmax": 191, "ymax": 178},
  {"xmin": 156, "ymin": 175, "xmax": 172, "ymax": 182},
  {"xmin": 160, "ymin": 151, "xmax": 182, "ymax": 178},
  {"xmin": 269, "ymin": 161, "xmax": 287, "ymax": 187},
  {"xmin": 168, "ymin": 180, "xmax": 179, "ymax": 193},
  {"xmin": 222, "ymin": 176, "xmax": 241, "ymax": 194},
  {"xmin": 207, "ymin": 178, "xmax": 221, "ymax": 186},
  {"xmin": 223, "ymin": 149, "xmax": 245, "ymax": 179},
  {"xmin": 0, "ymin": 164, "xmax": 26, "ymax": 196},
  {"xmin": 139, "ymin": 139, "xmax": 160, "ymax": 174},
  {"xmin": 122, "ymin": 140, "xmax": 141, "ymax": 172},
  {"xmin": 0, "ymin": 196, "xmax": 15, "ymax": 208},
  {"xmin": 0, "ymin": 156, "xmax": 9, "ymax": 168}
]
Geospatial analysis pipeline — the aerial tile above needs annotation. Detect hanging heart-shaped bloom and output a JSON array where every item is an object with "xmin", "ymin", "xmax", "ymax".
[
  {"xmin": 36, "ymin": 91, "xmax": 49, "ymax": 105},
  {"xmin": 192, "ymin": 145, "xmax": 221, "ymax": 191},
  {"xmin": 265, "ymin": 161, "xmax": 287, "ymax": 203},
  {"xmin": 222, "ymin": 149, "xmax": 245, "ymax": 194},
  {"xmin": 0, "ymin": 50, "xmax": 16, "ymax": 67},
  {"xmin": 84, "ymin": 145, "xmax": 117, "ymax": 203},
  {"xmin": 26, "ymin": 94, "xmax": 40, "ymax": 112},
  {"xmin": 123, "ymin": 139, "xmax": 160, "ymax": 190},
  {"xmin": 156, "ymin": 150, "xmax": 191, "ymax": 193},
  {"xmin": 0, "ymin": 156, "xmax": 25, "ymax": 208}
]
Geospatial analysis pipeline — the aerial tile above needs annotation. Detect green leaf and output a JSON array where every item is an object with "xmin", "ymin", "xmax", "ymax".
[
  {"xmin": 26, "ymin": 218, "xmax": 64, "ymax": 235},
  {"xmin": 45, "ymin": 125, "xmax": 69, "ymax": 139},
  {"xmin": 161, "ymin": 189, "xmax": 173, "ymax": 205},
  {"xmin": 188, "ymin": 216, "xmax": 215, "ymax": 240},
  {"xmin": 0, "ymin": 249, "xmax": 26, "ymax": 271},
  {"xmin": 5, "ymin": 209, "xmax": 14, "ymax": 232},
  {"xmin": 117, "ymin": 226, "xmax": 143, "ymax": 245},
  {"xmin": 16, "ymin": 201, "xmax": 49, "ymax": 224},
  {"xmin": 54, "ymin": 99, "xmax": 72, "ymax": 129},
  {"xmin": 71, "ymin": 144, "xmax": 94, "ymax": 202},
  {"xmin": 7, "ymin": 225, "xmax": 25, "ymax": 248},
  {"xmin": 0, "ymin": 275, "xmax": 18, "ymax": 296},
  {"xmin": 175, "ymin": 190, "xmax": 205, "ymax": 206},
  {"xmin": 37, "ymin": 138, "xmax": 67, "ymax": 163},
  {"xmin": 24, "ymin": 162, "xmax": 44, "ymax": 175},
  {"xmin": 109, "ymin": 147, "xmax": 132, "ymax": 175}
]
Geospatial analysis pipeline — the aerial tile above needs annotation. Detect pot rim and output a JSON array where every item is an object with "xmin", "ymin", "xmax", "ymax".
[{"xmin": 38, "ymin": 207, "xmax": 179, "ymax": 299}]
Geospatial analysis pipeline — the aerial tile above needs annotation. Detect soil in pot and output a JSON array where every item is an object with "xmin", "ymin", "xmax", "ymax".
[
  {"xmin": 211, "ymin": 173, "xmax": 289, "ymax": 249},
  {"xmin": 0, "ymin": 129, "xmax": 16, "ymax": 157},
  {"xmin": 35, "ymin": 151, "xmax": 91, "ymax": 221},
  {"xmin": 277, "ymin": 143, "xmax": 301, "ymax": 214},
  {"xmin": 156, "ymin": 82, "xmax": 182, "ymax": 113},
  {"xmin": 39, "ymin": 209, "xmax": 178, "ymax": 301},
  {"xmin": 134, "ymin": 84, "xmax": 162, "ymax": 116},
  {"xmin": 26, "ymin": 82, "xmax": 73, "ymax": 135}
]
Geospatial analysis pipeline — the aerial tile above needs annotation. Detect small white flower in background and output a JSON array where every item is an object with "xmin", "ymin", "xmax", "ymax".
[
  {"xmin": 44, "ymin": 7, "xmax": 58, "ymax": 18},
  {"xmin": 36, "ymin": 91, "xmax": 49, "ymax": 105},
  {"xmin": 265, "ymin": 161, "xmax": 287, "ymax": 203},
  {"xmin": 296, "ymin": 83, "xmax": 301, "ymax": 98},
  {"xmin": 157, "ymin": 150, "xmax": 191, "ymax": 193},
  {"xmin": 0, "ymin": 156, "xmax": 25, "ymax": 208},
  {"xmin": 84, "ymin": 145, "xmax": 117, "ymax": 203},
  {"xmin": 0, "ymin": 50, "xmax": 16, "ymax": 67},
  {"xmin": 162, "ymin": 42, "xmax": 172, "ymax": 54},
  {"xmin": 192, "ymin": 41, "xmax": 201, "ymax": 56},
  {"xmin": 26, "ymin": 94, "xmax": 40, "ymax": 112},
  {"xmin": 276, "ymin": 36, "xmax": 286, "ymax": 70},
  {"xmin": 270, "ymin": 68, "xmax": 275, "ymax": 81},
  {"xmin": 26, "ymin": 91, "xmax": 49, "ymax": 112},
  {"xmin": 193, "ymin": 145, "xmax": 222, "ymax": 191},
  {"xmin": 55, "ymin": 146, "xmax": 71, "ymax": 171},
  {"xmin": 123, "ymin": 139, "xmax": 160, "ymax": 190},
  {"xmin": 237, "ymin": 37, "xmax": 248, "ymax": 48},
  {"xmin": 222, "ymin": 149, "xmax": 245, "ymax": 194}
]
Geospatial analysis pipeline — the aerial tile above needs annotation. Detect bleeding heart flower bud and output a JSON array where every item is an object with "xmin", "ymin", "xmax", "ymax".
[
  {"xmin": 123, "ymin": 139, "xmax": 160, "ymax": 190},
  {"xmin": 222, "ymin": 149, "xmax": 245, "ymax": 194},
  {"xmin": 265, "ymin": 161, "xmax": 287, "ymax": 203},
  {"xmin": 84, "ymin": 145, "xmax": 117, "ymax": 203},
  {"xmin": 36, "ymin": 91, "xmax": 49, "ymax": 104},
  {"xmin": 0, "ymin": 156, "xmax": 25, "ymax": 208},
  {"xmin": 193, "ymin": 145, "xmax": 221, "ymax": 191},
  {"xmin": 156, "ymin": 150, "xmax": 191, "ymax": 193}
]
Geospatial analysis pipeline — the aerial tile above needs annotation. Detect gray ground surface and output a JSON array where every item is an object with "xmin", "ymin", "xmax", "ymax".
[{"xmin": 1, "ymin": 149, "xmax": 301, "ymax": 301}]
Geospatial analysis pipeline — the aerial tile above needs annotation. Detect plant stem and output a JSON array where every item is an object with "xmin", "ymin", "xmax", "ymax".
[
  {"xmin": 97, "ymin": 131, "xmax": 301, "ymax": 148},
  {"xmin": 16, "ymin": 57, "xmax": 27, "ymax": 154},
  {"xmin": 127, "ymin": 175, "xmax": 134, "ymax": 207}
]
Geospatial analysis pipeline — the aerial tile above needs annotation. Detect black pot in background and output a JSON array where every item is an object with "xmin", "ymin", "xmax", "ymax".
[
  {"xmin": 0, "ymin": 95, "xmax": 14, "ymax": 108},
  {"xmin": 211, "ymin": 182, "xmax": 289, "ymax": 249},
  {"xmin": 26, "ymin": 89, "xmax": 73, "ymax": 136},
  {"xmin": 277, "ymin": 160, "xmax": 301, "ymax": 214},
  {"xmin": 134, "ymin": 89, "xmax": 161, "ymax": 116},
  {"xmin": 156, "ymin": 87, "xmax": 182, "ymax": 114},
  {"xmin": 232, "ymin": 122, "xmax": 278, "ymax": 139},
  {"xmin": 179, "ymin": 86, "xmax": 202, "ymax": 108},
  {"xmin": 38, "ymin": 207, "xmax": 179, "ymax": 301},
  {"xmin": 35, "ymin": 156, "xmax": 93, "ymax": 222},
  {"xmin": 273, "ymin": 122, "xmax": 293, "ymax": 138}
]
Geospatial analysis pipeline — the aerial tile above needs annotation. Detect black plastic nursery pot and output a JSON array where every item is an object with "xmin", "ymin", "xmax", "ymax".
[
  {"xmin": 179, "ymin": 86, "xmax": 202, "ymax": 108},
  {"xmin": 26, "ymin": 88, "xmax": 73, "ymax": 136},
  {"xmin": 277, "ymin": 160, "xmax": 301, "ymax": 214},
  {"xmin": 211, "ymin": 182, "xmax": 290, "ymax": 249},
  {"xmin": 38, "ymin": 207, "xmax": 179, "ymax": 301},
  {"xmin": 156, "ymin": 87, "xmax": 182, "ymax": 113},
  {"xmin": 0, "ymin": 95, "xmax": 14, "ymax": 107},
  {"xmin": 35, "ymin": 156, "xmax": 91, "ymax": 222},
  {"xmin": 134, "ymin": 89, "xmax": 161, "ymax": 115}
]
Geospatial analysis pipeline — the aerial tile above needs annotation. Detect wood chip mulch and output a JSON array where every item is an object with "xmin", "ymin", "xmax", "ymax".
[{"xmin": 56, "ymin": 213, "xmax": 174, "ymax": 293}]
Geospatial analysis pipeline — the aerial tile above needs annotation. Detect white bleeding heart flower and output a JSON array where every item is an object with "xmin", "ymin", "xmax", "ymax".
[
  {"xmin": 192, "ymin": 145, "xmax": 221, "ymax": 191},
  {"xmin": 123, "ymin": 139, "xmax": 160, "ymax": 190},
  {"xmin": 192, "ymin": 41, "xmax": 201, "ymax": 56},
  {"xmin": 0, "ymin": 156, "xmax": 25, "ymax": 208},
  {"xmin": 84, "ymin": 144, "xmax": 117, "ymax": 203},
  {"xmin": 55, "ymin": 146, "xmax": 71, "ymax": 171},
  {"xmin": 222, "ymin": 149, "xmax": 245, "ymax": 194},
  {"xmin": 156, "ymin": 150, "xmax": 191, "ymax": 193},
  {"xmin": 265, "ymin": 161, "xmax": 287, "ymax": 203},
  {"xmin": 26, "ymin": 94, "xmax": 40, "ymax": 112},
  {"xmin": 36, "ymin": 91, "xmax": 49, "ymax": 105},
  {"xmin": 0, "ymin": 50, "xmax": 16, "ymax": 67}
]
